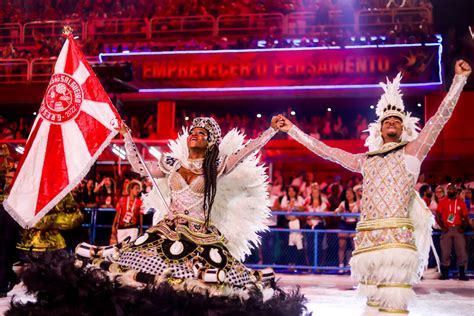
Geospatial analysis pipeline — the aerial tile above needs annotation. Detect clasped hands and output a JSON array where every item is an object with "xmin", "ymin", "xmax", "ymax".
[{"xmin": 270, "ymin": 114, "xmax": 293, "ymax": 132}]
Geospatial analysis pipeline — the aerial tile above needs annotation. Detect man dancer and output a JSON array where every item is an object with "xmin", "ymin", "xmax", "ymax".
[{"xmin": 277, "ymin": 60, "xmax": 471, "ymax": 314}]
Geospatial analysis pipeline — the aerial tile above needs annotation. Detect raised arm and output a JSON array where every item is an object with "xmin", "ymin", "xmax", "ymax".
[
  {"xmin": 406, "ymin": 60, "xmax": 471, "ymax": 161},
  {"xmin": 282, "ymin": 118, "xmax": 365, "ymax": 173},
  {"xmin": 223, "ymin": 119, "xmax": 279, "ymax": 174},
  {"xmin": 119, "ymin": 124, "xmax": 165, "ymax": 178}
]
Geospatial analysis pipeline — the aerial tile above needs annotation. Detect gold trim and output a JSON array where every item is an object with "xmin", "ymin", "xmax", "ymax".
[
  {"xmin": 367, "ymin": 141, "xmax": 408, "ymax": 156},
  {"xmin": 360, "ymin": 280, "xmax": 377, "ymax": 286},
  {"xmin": 378, "ymin": 283, "xmax": 412, "ymax": 289},
  {"xmin": 356, "ymin": 218, "xmax": 414, "ymax": 232},
  {"xmin": 175, "ymin": 214, "xmax": 207, "ymax": 225},
  {"xmin": 167, "ymin": 277, "xmax": 184, "ymax": 286},
  {"xmin": 353, "ymin": 243, "xmax": 417, "ymax": 256},
  {"xmin": 62, "ymin": 25, "xmax": 74, "ymax": 35},
  {"xmin": 151, "ymin": 223, "xmax": 226, "ymax": 246},
  {"xmin": 367, "ymin": 300, "xmax": 380, "ymax": 307},
  {"xmin": 379, "ymin": 307, "xmax": 409, "ymax": 314}
]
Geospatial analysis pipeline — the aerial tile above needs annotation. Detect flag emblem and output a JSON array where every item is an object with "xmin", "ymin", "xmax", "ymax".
[{"xmin": 41, "ymin": 73, "xmax": 83, "ymax": 123}]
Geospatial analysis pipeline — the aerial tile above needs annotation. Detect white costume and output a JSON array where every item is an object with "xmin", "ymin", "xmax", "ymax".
[{"xmin": 287, "ymin": 74, "xmax": 467, "ymax": 313}]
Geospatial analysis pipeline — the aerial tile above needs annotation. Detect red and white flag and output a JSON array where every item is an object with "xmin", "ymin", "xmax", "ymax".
[{"xmin": 3, "ymin": 32, "xmax": 121, "ymax": 228}]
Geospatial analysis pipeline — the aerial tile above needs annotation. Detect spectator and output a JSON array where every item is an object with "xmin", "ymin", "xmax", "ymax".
[
  {"xmin": 335, "ymin": 187, "xmax": 359, "ymax": 272},
  {"xmin": 110, "ymin": 179, "xmax": 144, "ymax": 244},
  {"xmin": 436, "ymin": 183, "xmax": 470, "ymax": 281},
  {"xmin": 419, "ymin": 184, "xmax": 434, "ymax": 209},
  {"xmin": 303, "ymin": 182, "xmax": 328, "ymax": 268},
  {"xmin": 81, "ymin": 179, "xmax": 98, "ymax": 207},
  {"xmin": 464, "ymin": 187, "xmax": 473, "ymax": 212},
  {"xmin": 94, "ymin": 176, "xmax": 116, "ymax": 206},
  {"xmin": 277, "ymin": 185, "xmax": 305, "ymax": 268}
]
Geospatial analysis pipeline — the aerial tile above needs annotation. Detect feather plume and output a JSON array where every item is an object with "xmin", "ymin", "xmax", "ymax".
[{"xmin": 365, "ymin": 73, "xmax": 420, "ymax": 151}]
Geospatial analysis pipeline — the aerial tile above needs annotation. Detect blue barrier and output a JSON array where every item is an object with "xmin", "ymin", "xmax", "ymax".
[{"xmin": 79, "ymin": 208, "xmax": 474, "ymax": 273}]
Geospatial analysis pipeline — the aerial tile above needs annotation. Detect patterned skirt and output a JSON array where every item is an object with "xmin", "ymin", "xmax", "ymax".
[{"xmin": 77, "ymin": 215, "xmax": 271, "ymax": 288}]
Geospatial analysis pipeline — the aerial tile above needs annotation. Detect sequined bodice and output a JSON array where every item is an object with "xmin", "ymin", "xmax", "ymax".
[
  {"xmin": 360, "ymin": 148, "xmax": 415, "ymax": 221},
  {"xmin": 168, "ymin": 170, "xmax": 206, "ymax": 222}
]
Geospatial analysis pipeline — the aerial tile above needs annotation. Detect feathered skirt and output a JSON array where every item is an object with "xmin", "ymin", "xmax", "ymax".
[{"xmin": 8, "ymin": 216, "xmax": 308, "ymax": 315}]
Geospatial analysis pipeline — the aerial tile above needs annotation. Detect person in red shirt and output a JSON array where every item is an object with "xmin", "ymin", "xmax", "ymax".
[
  {"xmin": 110, "ymin": 180, "xmax": 143, "ymax": 244},
  {"xmin": 436, "ymin": 183, "xmax": 470, "ymax": 281}
]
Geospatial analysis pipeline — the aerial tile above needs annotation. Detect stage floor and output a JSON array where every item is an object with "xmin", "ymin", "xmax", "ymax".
[{"xmin": 1, "ymin": 273, "xmax": 472, "ymax": 315}]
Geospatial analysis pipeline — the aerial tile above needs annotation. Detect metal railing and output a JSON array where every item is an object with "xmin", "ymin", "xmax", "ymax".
[
  {"xmin": 0, "ymin": 23, "xmax": 22, "ymax": 44},
  {"xmin": 0, "ymin": 58, "xmax": 29, "ymax": 83},
  {"xmin": 30, "ymin": 57, "xmax": 56, "ymax": 82},
  {"xmin": 78, "ymin": 208, "xmax": 474, "ymax": 273},
  {"xmin": 285, "ymin": 11, "xmax": 355, "ymax": 37},
  {"xmin": 150, "ymin": 15, "xmax": 216, "ymax": 40},
  {"xmin": 217, "ymin": 13, "xmax": 284, "ymax": 37},
  {"xmin": 0, "ymin": 7, "xmax": 432, "ymax": 46},
  {"xmin": 23, "ymin": 20, "xmax": 84, "ymax": 44},
  {"xmin": 0, "ymin": 56, "xmax": 119, "ymax": 84},
  {"xmin": 355, "ymin": 7, "xmax": 432, "ymax": 33},
  {"xmin": 86, "ymin": 18, "xmax": 149, "ymax": 42}
]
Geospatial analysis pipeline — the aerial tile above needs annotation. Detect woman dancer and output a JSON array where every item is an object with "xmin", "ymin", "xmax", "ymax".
[{"xmin": 11, "ymin": 116, "xmax": 306, "ymax": 315}]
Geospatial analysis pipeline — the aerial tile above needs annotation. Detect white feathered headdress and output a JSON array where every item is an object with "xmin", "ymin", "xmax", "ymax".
[
  {"xmin": 364, "ymin": 73, "xmax": 421, "ymax": 151},
  {"xmin": 142, "ymin": 128, "xmax": 271, "ymax": 262}
]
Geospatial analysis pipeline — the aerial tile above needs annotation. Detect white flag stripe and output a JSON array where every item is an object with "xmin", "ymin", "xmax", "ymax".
[
  {"xmin": 81, "ymin": 99, "xmax": 117, "ymax": 130},
  {"xmin": 61, "ymin": 120, "xmax": 93, "ymax": 181},
  {"xmin": 7, "ymin": 122, "xmax": 51, "ymax": 222},
  {"xmin": 73, "ymin": 62, "xmax": 90, "ymax": 86},
  {"xmin": 54, "ymin": 39, "xmax": 70, "ymax": 74}
]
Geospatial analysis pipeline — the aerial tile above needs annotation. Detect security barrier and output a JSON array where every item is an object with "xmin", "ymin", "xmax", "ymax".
[{"xmin": 80, "ymin": 208, "xmax": 474, "ymax": 273}]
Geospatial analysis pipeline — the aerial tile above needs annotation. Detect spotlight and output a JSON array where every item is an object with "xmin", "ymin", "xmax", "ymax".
[
  {"xmin": 327, "ymin": 108, "xmax": 332, "ymax": 112},
  {"xmin": 290, "ymin": 111, "xmax": 296, "ymax": 116},
  {"xmin": 184, "ymin": 116, "xmax": 189, "ymax": 121},
  {"xmin": 33, "ymin": 112, "xmax": 37, "ymax": 116},
  {"xmin": 112, "ymin": 144, "xmax": 127, "ymax": 159},
  {"xmin": 369, "ymin": 105, "xmax": 374, "ymax": 109},
  {"xmin": 256, "ymin": 113, "xmax": 262, "ymax": 118},
  {"xmin": 417, "ymin": 103, "xmax": 422, "ymax": 107}
]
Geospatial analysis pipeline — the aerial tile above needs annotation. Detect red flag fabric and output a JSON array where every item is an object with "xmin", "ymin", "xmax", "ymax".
[{"xmin": 3, "ymin": 33, "xmax": 121, "ymax": 228}]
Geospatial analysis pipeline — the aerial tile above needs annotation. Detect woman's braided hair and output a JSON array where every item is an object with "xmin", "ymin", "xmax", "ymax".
[
  {"xmin": 203, "ymin": 143, "xmax": 219, "ymax": 225},
  {"xmin": 189, "ymin": 117, "xmax": 222, "ymax": 225}
]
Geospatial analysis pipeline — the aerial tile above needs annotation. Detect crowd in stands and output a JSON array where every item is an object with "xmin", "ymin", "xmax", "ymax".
[
  {"xmin": 0, "ymin": 109, "xmax": 371, "ymax": 141},
  {"xmin": 129, "ymin": 110, "xmax": 371, "ymax": 140},
  {"xmin": 65, "ymin": 164, "xmax": 474, "ymax": 270},
  {"xmin": 0, "ymin": 115, "xmax": 31, "ymax": 140},
  {"xmin": 0, "ymin": 0, "xmax": 432, "ymax": 24},
  {"xmin": 1, "ymin": 0, "xmax": 436, "ymax": 24},
  {"xmin": 176, "ymin": 111, "xmax": 370, "ymax": 140},
  {"xmin": 0, "ymin": 23, "xmax": 438, "ymax": 62},
  {"xmin": 262, "ymin": 170, "xmax": 474, "ymax": 269},
  {"xmin": 0, "ymin": 0, "xmax": 436, "ymax": 61},
  {"xmin": 166, "ymin": 25, "xmax": 437, "ymax": 53}
]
